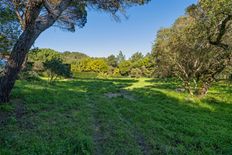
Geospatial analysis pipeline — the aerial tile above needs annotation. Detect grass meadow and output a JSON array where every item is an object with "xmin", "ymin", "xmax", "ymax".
[{"xmin": 0, "ymin": 78, "xmax": 231, "ymax": 155}]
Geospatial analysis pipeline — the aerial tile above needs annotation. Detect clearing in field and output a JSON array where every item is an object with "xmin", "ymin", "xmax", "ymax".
[{"xmin": 0, "ymin": 78, "xmax": 231, "ymax": 155}]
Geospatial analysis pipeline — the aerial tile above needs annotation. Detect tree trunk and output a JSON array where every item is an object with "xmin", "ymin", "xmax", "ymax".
[
  {"xmin": 0, "ymin": 28, "xmax": 41, "ymax": 103},
  {"xmin": 197, "ymin": 82, "xmax": 210, "ymax": 97},
  {"xmin": 184, "ymin": 81, "xmax": 193, "ymax": 96},
  {"xmin": 0, "ymin": 0, "xmax": 71, "ymax": 103}
]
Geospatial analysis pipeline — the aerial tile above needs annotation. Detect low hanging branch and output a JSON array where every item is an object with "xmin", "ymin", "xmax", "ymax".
[{"xmin": 0, "ymin": 0, "xmax": 150, "ymax": 103}]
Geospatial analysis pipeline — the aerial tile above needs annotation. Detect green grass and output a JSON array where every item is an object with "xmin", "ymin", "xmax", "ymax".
[{"xmin": 0, "ymin": 78, "xmax": 231, "ymax": 155}]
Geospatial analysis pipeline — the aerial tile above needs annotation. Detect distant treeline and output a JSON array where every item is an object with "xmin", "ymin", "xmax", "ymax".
[{"xmin": 27, "ymin": 48, "xmax": 156, "ymax": 78}]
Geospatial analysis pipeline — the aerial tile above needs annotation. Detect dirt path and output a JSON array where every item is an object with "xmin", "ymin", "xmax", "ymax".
[
  {"xmin": 111, "ymin": 103, "xmax": 152, "ymax": 155},
  {"xmin": 85, "ymin": 94, "xmax": 104, "ymax": 155},
  {"xmin": 86, "ymin": 89, "xmax": 152, "ymax": 155}
]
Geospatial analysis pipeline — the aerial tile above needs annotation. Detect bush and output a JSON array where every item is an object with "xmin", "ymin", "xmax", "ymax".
[
  {"xmin": 112, "ymin": 68, "xmax": 122, "ymax": 78},
  {"xmin": 18, "ymin": 71, "xmax": 40, "ymax": 81},
  {"xmin": 118, "ymin": 60, "xmax": 132, "ymax": 76},
  {"xmin": 73, "ymin": 72, "xmax": 98, "ymax": 79},
  {"xmin": 43, "ymin": 58, "xmax": 71, "ymax": 83},
  {"xmin": 97, "ymin": 72, "xmax": 109, "ymax": 78},
  {"xmin": 130, "ymin": 68, "xmax": 142, "ymax": 78}
]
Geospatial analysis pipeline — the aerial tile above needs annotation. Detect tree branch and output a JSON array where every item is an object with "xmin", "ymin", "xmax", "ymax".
[
  {"xmin": 36, "ymin": 0, "xmax": 72, "ymax": 31},
  {"xmin": 208, "ymin": 15, "xmax": 232, "ymax": 50},
  {"xmin": 11, "ymin": 0, "xmax": 25, "ymax": 30}
]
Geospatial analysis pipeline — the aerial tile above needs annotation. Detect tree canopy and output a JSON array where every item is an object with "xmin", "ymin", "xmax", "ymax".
[
  {"xmin": 153, "ymin": 0, "xmax": 232, "ymax": 96},
  {"xmin": 0, "ymin": 0, "xmax": 151, "ymax": 102},
  {"xmin": 0, "ymin": 0, "xmax": 150, "ymax": 32},
  {"xmin": 0, "ymin": 8, "xmax": 19, "ymax": 53}
]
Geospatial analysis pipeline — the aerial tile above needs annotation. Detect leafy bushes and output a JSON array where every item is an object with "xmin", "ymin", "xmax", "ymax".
[
  {"xmin": 27, "ymin": 48, "xmax": 156, "ymax": 79},
  {"xmin": 18, "ymin": 71, "xmax": 40, "ymax": 81},
  {"xmin": 25, "ymin": 48, "xmax": 72, "ymax": 82},
  {"xmin": 43, "ymin": 58, "xmax": 72, "ymax": 82},
  {"xmin": 73, "ymin": 72, "xmax": 98, "ymax": 79},
  {"xmin": 130, "ymin": 68, "xmax": 142, "ymax": 78},
  {"xmin": 71, "ymin": 58, "xmax": 108, "ymax": 73}
]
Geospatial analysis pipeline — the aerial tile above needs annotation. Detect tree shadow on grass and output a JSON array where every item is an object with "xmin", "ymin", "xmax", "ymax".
[
  {"xmin": 145, "ymin": 78, "xmax": 182, "ymax": 91},
  {"xmin": 0, "ymin": 78, "xmax": 231, "ymax": 155},
  {"xmin": 120, "ymin": 86, "xmax": 232, "ymax": 154},
  {"xmin": 0, "ymin": 78, "xmax": 139, "ymax": 154},
  {"xmin": 48, "ymin": 78, "xmax": 138, "ymax": 91},
  {"xmin": 145, "ymin": 78, "xmax": 232, "ymax": 107}
]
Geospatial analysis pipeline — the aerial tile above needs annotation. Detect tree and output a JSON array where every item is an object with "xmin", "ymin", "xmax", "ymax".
[
  {"xmin": 29, "ymin": 48, "xmax": 61, "ymax": 62},
  {"xmin": 152, "ymin": 28, "xmax": 174, "ymax": 78},
  {"xmin": 0, "ymin": 0, "xmax": 150, "ymax": 103},
  {"xmin": 191, "ymin": 0, "xmax": 232, "ymax": 50},
  {"xmin": 0, "ymin": 60, "xmax": 6, "ymax": 76},
  {"xmin": 88, "ymin": 59, "xmax": 109, "ymax": 73},
  {"xmin": 130, "ymin": 68, "xmax": 142, "ymax": 78},
  {"xmin": 71, "ymin": 58, "xmax": 92, "ymax": 73},
  {"xmin": 128, "ymin": 52, "xmax": 155, "ymax": 78},
  {"xmin": 62, "ymin": 51, "xmax": 88, "ymax": 64},
  {"xmin": 107, "ymin": 54, "xmax": 118, "ymax": 68},
  {"xmin": 28, "ymin": 48, "xmax": 61, "ymax": 73},
  {"xmin": 43, "ymin": 58, "xmax": 71, "ymax": 83},
  {"xmin": 0, "ymin": 8, "xmax": 20, "ymax": 53},
  {"xmin": 116, "ymin": 51, "xmax": 126, "ymax": 64},
  {"xmin": 153, "ymin": 12, "xmax": 232, "ymax": 96},
  {"xmin": 186, "ymin": 1, "xmax": 232, "ymax": 95},
  {"xmin": 130, "ymin": 52, "xmax": 144, "ymax": 63},
  {"xmin": 118, "ymin": 60, "xmax": 132, "ymax": 76}
]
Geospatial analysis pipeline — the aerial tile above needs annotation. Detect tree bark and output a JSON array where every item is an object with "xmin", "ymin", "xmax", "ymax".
[
  {"xmin": 0, "ymin": 27, "xmax": 41, "ymax": 103},
  {"xmin": 197, "ymin": 82, "xmax": 210, "ymax": 97},
  {"xmin": 0, "ymin": 0, "xmax": 71, "ymax": 103}
]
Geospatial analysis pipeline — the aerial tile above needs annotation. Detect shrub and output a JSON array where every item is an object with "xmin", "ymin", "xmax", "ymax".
[
  {"xmin": 130, "ymin": 68, "xmax": 142, "ymax": 78},
  {"xmin": 43, "ymin": 58, "xmax": 71, "ymax": 83},
  {"xmin": 73, "ymin": 72, "xmax": 98, "ymax": 79},
  {"xmin": 18, "ymin": 71, "xmax": 40, "ymax": 81}
]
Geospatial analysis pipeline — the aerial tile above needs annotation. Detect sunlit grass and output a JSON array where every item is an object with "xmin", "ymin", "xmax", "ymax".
[{"xmin": 0, "ymin": 78, "xmax": 231, "ymax": 154}]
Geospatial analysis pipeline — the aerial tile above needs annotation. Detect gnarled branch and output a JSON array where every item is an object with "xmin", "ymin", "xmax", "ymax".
[{"xmin": 208, "ymin": 15, "xmax": 232, "ymax": 50}]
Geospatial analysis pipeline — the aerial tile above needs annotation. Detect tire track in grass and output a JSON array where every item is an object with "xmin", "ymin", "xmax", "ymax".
[
  {"xmin": 106, "ymin": 94, "xmax": 152, "ymax": 155},
  {"xmin": 86, "ymin": 87, "xmax": 152, "ymax": 154},
  {"xmin": 85, "ymin": 93, "xmax": 104, "ymax": 155}
]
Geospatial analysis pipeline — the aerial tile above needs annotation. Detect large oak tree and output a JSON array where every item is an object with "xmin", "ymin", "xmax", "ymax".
[
  {"xmin": 0, "ymin": 0, "xmax": 150, "ymax": 103},
  {"xmin": 153, "ymin": 0, "xmax": 232, "ymax": 96}
]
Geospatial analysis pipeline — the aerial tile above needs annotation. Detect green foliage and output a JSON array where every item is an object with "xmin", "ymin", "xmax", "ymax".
[
  {"xmin": 73, "ymin": 72, "xmax": 99, "ymax": 79},
  {"xmin": 107, "ymin": 55, "xmax": 118, "ymax": 67},
  {"xmin": 118, "ymin": 60, "xmax": 132, "ymax": 76},
  {"xmin": 26, "ymin": 48, "xmax": 156, "ymax": 78},
  {"xmin": 130, "ymin": 68, "xmax": 142, "ymax": 78},
  {"xmin": 112, "ymin": 68, "xmax": 122, "ymax": 77},
  {"xmin": 71, "ymin": 58, "xmax": 92, "ymax": 73},
  {"xmin": 62, "ymin": 51, "xmax": 89, "ymax": 64},
  {"xmin": 88, "ymin": 59, "xmax": 109, "ymax": 73},
  {"xmin": 29, "ymin": 48, "xmax": 61, "ymax": 63},
  {"xmin": 28, "ymin": 48, "xmax": 64, "ymax": 78},
  {"xmin": 130, "ymin": 52, "xmax": 144, "ymax": 63},
  {"xmin": 152, "ymin": 1, "xmax": 232, "ymax": 96},
  {"xmin": 18, "ymin": 62, "xmax": 40, "ymax": 81},
  {"xmin": 43, "ymin": 58, "xmax": 71, "ymax": 82},
  {"xmin": 71, "ymin": 58, "xmax": 109, "ymax": 73},
  {"xmin": 116, "ymin": 51, "xmax": 126, "ymax": 64},
  {"xmin": 18, "ymin": 71, "xmax": 40, "ymax": 81},
  {"xmin": 0, "ymin": 8, "xmax": 20, "ymax": 53}
]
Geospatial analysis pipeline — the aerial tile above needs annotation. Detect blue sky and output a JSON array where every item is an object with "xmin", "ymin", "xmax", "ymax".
[{"xmin": 35, "ymin": 0, "xmax": 197, "ymax": 58}]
